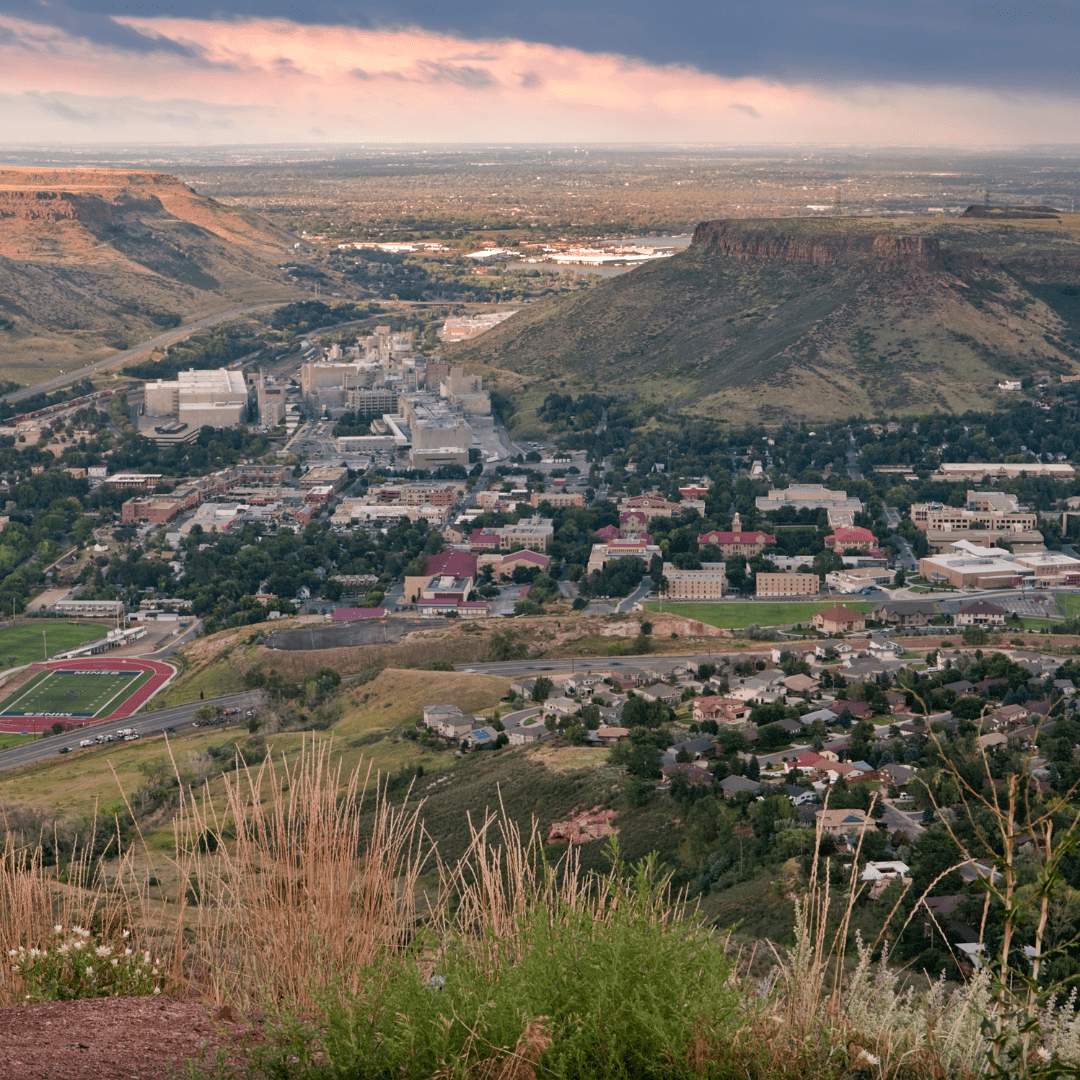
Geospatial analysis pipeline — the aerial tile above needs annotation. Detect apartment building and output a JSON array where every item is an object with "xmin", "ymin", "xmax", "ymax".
[
  {"xmin": 756, "ymin": 573, "xmax": 820, "ymax": 598},
  {"xmin": 661, "ymin": 562, "xmax": 727, "ymax": 600}
]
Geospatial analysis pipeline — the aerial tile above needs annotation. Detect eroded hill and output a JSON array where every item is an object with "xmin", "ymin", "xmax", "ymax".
[
  {"xmin": 0, "ymin": 168, "xmax": 296, "ymax": 386},
  {"xmin": 453, "ymin": 215, "xmax": 1080, "ymax": 425}
]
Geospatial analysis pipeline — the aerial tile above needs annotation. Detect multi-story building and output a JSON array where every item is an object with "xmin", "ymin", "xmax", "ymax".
[
  {"xmin": 255, "ymin": 371, "xmax": 287, "ymax": 426},
  {"xmin": 530, "ymin": 490, "xmax": 584, "ymax": 509},
  {"xmin": 755, "ymin": 484, "xmax": 864, "ymax": 515},
  {"xmin": 618, "ymin": 493, "xmax": 681, "ymax": 519},
  {"xmin": 587, "ymin": 538, "xmax": 662, "ymax": 574},
  {"xmin": 931, "ymin": 463, "xmax": 1075, "ymax": 482},
  {"xmin": 812, "ymin": 605, "xmax": 866, "ymax": 633},
  {"xmin": 661, "ymin": 562, "xmax": 727, "ymax": 600},
  {"xmin": 756, "ymin": 573, "xmax": 820, "ymax": 597},
  {"xmin": 697, "ymin": 513, "xmax": 775, "ymax": 558},
  {"xmin": 500, "ymin": 518, "xmax": 555, "ymax": 552},
  {"xmin": 824, "ymin": 526, "xmax": 878, "ymax": 553},
  {"xmin": 121, "ymin": 496, "xmax": 187, "ymax": 525},
  {"xmin": 54, "ymin": 599, "xmax": 124, "ymax": 619},
  {"xmin": 826, "ymin": 567, "xmax": 896, "ymax": 592},
  {"xmin": 144, "ymin": 368, "xmax": 248, "ymax": 429}
]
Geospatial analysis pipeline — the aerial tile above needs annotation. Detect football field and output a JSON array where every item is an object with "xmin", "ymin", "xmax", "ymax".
[{"xmin": 0, "ymin": 667, "xmax": 154, "ymax": 719}]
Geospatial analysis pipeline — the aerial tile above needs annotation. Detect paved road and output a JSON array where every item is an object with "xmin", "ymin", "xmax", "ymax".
[
  {"xmin": 0, "ymin": 301, "xmax": 289, "ymax": 405},
  {"xmin": 0, "ymin": 690, "xmax": 264, "ymax": 773},
  {"xmin": 458, "ymin": 652, "xmax": 723, "ymax": 677},
  {"xmin": 618, "ymin": 576, "xmax": 653, "ymax": 614}
]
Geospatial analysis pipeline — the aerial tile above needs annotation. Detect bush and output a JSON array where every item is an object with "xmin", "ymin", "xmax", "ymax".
[{"xmin": 10, "ymin": 926, "xmax": 164, "ymax": 1001}]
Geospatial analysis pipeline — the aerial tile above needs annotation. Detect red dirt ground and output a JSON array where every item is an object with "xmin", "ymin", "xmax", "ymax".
[
  {"xmin": 0, "ymin": 997, "xmax": 250, "ymax": 1079},
  {"xmin": 0, "ymin": 659, "xmax": 175, "ymax": 734}
]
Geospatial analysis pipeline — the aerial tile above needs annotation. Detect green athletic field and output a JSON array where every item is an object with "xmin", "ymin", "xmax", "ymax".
[
  {"xmin": 0, "ymin": 667, "xmax": 154, "ymax": 719},
  {"xmin": 0, "ymin": 623, "xmax": 109, "ymax": 670},
  {"xmin": 643, "ymin": 600, "xmax": 877, "ymax": 630}
]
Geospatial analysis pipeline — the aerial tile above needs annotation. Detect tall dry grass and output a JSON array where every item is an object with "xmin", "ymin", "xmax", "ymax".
[
  {"xmin": 6, "ymin": 734, "xmax": 1080, "ymax": 1077},
  {"xmin": 165, "ymin": 737, "xmax": 430, "ymax": 1008},
  {"xmin": 0, "ymin": 816, "xmax": 150, "ymax": 1005}
]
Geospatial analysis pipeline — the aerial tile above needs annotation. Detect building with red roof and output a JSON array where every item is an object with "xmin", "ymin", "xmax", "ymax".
[
  {"xmin": 697, "ymin": 529, "xmax": 776, "ymax": 559},
  {"xmin": 812, "ymin": 605, "xmax": 866, "ymax": 633},
  {"xmin": 825, "ymin": 526, "xmax": 877, "ymax": 553},
  {"xmin": 595, "ymin": 524, "xmax": 621, "ymax": 542}
]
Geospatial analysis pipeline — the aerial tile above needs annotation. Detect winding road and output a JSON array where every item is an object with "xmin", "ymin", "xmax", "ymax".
[{"xmin": 0, "ymin": 300, "xmax": 291, "ymax": 405}]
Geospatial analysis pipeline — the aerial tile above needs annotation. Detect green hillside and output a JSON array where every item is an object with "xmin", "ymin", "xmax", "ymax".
[{"xmin": 454, "ymin": 215, "xmax": 1080, "ymax": 426}]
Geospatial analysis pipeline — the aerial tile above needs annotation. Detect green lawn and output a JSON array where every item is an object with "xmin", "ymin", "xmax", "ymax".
[
  {"xmin": 1057, "ymin": 594, "xmax": 1080, "ymax": 619},
  {"xmin": 0, "ymin": 732, "xmax": 34, "ymax": 750},
  {"xmin": 0, "ymin": 667, "xmax": 153, "ymax": 718},
  {"xmin": 0, "ymin": 622, "xmax": 109, "ymax": 670},
  {"xmin": 643, "ymin": 600, "xmax": 876, "ymax": 630}
]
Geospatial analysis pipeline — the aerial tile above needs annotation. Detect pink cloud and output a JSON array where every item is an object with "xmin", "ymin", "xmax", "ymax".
[{"xmin": 0, "ymin": 15, "xmax": 1076, "ymax": 144}]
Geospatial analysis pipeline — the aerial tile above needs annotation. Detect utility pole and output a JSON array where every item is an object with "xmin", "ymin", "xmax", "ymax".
[{"xmin": 42, "ymin": 630, "xmax": 47, "ymax": 661}]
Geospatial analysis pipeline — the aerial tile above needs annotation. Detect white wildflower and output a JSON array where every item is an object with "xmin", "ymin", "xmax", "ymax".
[
  {"xmin": 124, "ymin": 948, "xmax": 132, "ymax": 956},
  {"xmin": 152, "ymin": 986, "xmax": 161, "ymax": 995},
  {"xmin": 853, "ymin": 1049, "xmax": 880, "ymax": 1067},
  {"xmin": 111, "ymin": 958, "xmax": 119, "ymax": 967},
  {"xmin": 11, "ymin": 965, "xmax": 19, "ymax": 973},
  {"xmin": 7, "ymin": 950, "xmax": 17, "ymax": 957},
  {"xmin": 1037, "ymin": 1048, "xmax": 1052, "ymax": 1063},
  {"xmin": 85, "ymin": 966, "xmax": 93, "ymax": 976},
  {"xmin": 122, "ymin": 929, "xmax": 130, "ymax": 939},
  {"xmin": 95, "ymin": 945, "xmax": 112, "ymax": 958},
  {"xmin": 58, "ymin": 944, "xmax": 69, "ymax": 954},
  {"xmin": 54, "ymin": 925, "xmax": 63, "ymax": 935},
  {"xmin": 73, "ymin": 940, "xmax": 85, "ymax": 950},
  {"xmin": 143, "ymin": 952, "xmax": 151, "ymax": 964}
]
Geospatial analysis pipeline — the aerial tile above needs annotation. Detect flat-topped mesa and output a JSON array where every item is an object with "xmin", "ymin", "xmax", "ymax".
[
  {"xmin": 0, "ymin": 187, "xmax": 167, "ymax": 227},
  {"xmin": 871, "ymin": 234, "xmax": 942, "ymax": 269},
  {"xmin": 691, "ymin": 219, "xmax": 945, "ymax": 270}
]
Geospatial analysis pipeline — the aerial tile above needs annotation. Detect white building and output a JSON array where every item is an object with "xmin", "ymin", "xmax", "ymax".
[{"xmin": 144, "ymin": 368, "xmax": 248, "ymax": 429}]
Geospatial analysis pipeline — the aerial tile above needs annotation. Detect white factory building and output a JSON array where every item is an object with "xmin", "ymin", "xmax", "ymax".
[{"xmin": 144, "ymin": 368, "xmax": 249, "ymax": 429}]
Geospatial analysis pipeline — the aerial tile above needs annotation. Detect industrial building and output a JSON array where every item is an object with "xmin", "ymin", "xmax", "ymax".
[{"xmin": 144, "ymin": 368, "xmax": 248, "ymax": 430}]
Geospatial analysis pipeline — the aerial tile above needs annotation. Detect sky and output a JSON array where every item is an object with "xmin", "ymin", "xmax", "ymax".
[{"xmin": 0, "ymin": 0, "xmax": 1079, "ymax": 144}]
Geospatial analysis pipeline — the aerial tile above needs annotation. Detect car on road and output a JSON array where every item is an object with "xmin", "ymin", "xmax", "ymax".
[{"xmin": 58, "ymin": 746, "xmax": 70, "ymax": 754}]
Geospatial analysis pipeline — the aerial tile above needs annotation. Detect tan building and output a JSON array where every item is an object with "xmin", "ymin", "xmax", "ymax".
[
  {"xmin": 826, "ymin": 567, "xmax": 896, "ymax": 592},
  {"xmin": 661, "ymin": 562, "xmax": 727, "ymax": 600},
  {"xmin": 692, "ymin": 696, "xmax": 752, "ymax": 725},
  {"xmin": 256, "ymin": 372, "xmax": 287, "ymax": 425},
  {"xmin": 956, "ymin": 601, "xmax": 1007, "ymax": 627},
  {"xmin": 144, "ymin": 368, "xmax": 248, "ymax": 429},
  {"xmin": 815, "ymin": 808, "xmax": 873, "ymax": 837},
  {"xmin": 757, "ymin": 573, "xmax": 819, "ymax": 598},
  {"xmin": 500, "ymin": 518, "xmax": 555, "ymax": 552},
  {"xmin": 298, "ymin": 465, "xmax": 349, "ymax": 491},
  {"xmin": 121, "ymin": 496, "xmax": 187, "ymax": 525},
  {"xmin": 812, "ymin": 605, "xmax": 866, "ymax": 633},
  {"xmin": 531, "ymin": 490, "xmax": 584, "ymax": 509}
]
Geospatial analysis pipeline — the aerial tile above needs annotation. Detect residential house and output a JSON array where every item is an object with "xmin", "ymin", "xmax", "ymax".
[
  {"xmin": 815, "ymin": 808, "xmax": 873, "ymax": 837},
  {"xmin": 594, "ymin": 726, "xmax": 630, "ymax": 744},
  {"xmin": 720, "ymin": 775, "xmax": 762, "ymax": 797},
  {"xmin": 813, "ymin": 605, "xmax": 867, "ymax": 634},
  {"xmin": 873, "ymin": 601, "xmax": 938, "ymax": 628},
  {"xmin": 639, "ymin": 683, "xmax": 683, "ymax": 706},
  {"xmin": 956, "ymin": 601, "xmax": 1007, "ymax": 627},
  {"xmin": 421, "ymin": 705, "xmax": 475, "ymax": 739},
  {"xmin": 692, "ymin": 696, "xmax": 751, "ymax": 725},
  {"xmin": 783, "ymin": 672, "xmax": 819, "ymax": 695},
  {"xmin": 542, "ymin": 696, "xmax": 580, "ymax": 719}
]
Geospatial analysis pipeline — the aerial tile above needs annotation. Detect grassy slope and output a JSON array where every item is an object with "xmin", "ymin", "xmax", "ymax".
[
  {"xmin": 0, "ymin": 167, "xmax": 296, "ymax": 389},
  {"xmin": 643, "ymin": 599, "xmax": 876, "ymax": 629},
  {"xmin": 453, "ymin": 215, "xmax": 1080, "ymax": 426}
]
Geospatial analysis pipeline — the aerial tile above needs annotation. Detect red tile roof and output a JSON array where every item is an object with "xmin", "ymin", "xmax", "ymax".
[
  {"xmin": 426, "ymin": 550, "xmax": 478, "ymax": 578},
  {"xmin": 697, "ymin": 530, "xmax": 776, "ymax": 546}
]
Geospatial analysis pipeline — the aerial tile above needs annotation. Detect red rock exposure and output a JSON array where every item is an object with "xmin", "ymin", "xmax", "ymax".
[{"xmin": 547, "ymin": 805, "xmax": 619, "ymax": 845}]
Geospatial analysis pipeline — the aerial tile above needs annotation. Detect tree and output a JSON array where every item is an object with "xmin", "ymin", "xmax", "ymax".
[
  {"xmin": 745, "ymin": 755, "xmax": 761, "ymax": 780},
  {"xmin": 962, "ymin": 626, "xmax": 989, "ymax": 647},
  {"xmin": 532, "ymin": 677, "xmax": 553, "ymax": 702}
]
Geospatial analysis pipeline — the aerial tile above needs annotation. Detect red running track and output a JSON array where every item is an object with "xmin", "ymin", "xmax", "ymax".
[{"xmin": 0, "ymin": 658, "xmax": 176, "ymax": 733}]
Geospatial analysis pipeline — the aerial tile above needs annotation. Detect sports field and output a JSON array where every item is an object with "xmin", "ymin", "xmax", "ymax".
[
  {"xmin": 0, "ymin": 622, "xmax": 108, "ymax": 670},
  {"xmin": 643, "ymin": 599, "xmax": 877, "ymax": 629},
  {"xmin": 0, "ymin": 666, "xmax": 154, "ymax": 719}
]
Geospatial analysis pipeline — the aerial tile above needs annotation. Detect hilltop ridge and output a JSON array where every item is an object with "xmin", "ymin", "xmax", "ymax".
[
  {"xmin": 0, "ymin": 167, "xmax": 295, "ymax": 386},
  {"xmin": 454, "ymin": 215, "xmax": 1080, "ymax": 425}
]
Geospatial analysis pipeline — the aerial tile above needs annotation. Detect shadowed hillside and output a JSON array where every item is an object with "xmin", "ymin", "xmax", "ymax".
[
  {"xmin": 0, "ymin": 168, "xmax": 297, "ymax": 386},
  {"xmin": 453, "ymin": 215, "xmax": 1080, "ymax": 425}
]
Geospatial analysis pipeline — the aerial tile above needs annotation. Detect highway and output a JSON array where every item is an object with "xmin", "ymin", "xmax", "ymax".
[
  {"xmin": 0, "ymin": 690, "xmax": 264, "ymax": 773},
  {"xmin": 458, "ymin": 652, "xmax": 725, "ymax": 677},
  {"xmin": 0, "ymin": 301, "xmax": 290, "ymax": 405}
]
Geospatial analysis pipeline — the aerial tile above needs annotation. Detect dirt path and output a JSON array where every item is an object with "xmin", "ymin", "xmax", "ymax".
[{"xmin": 0, "ymin": 997, "xmax": 248, "ymax": 1079}]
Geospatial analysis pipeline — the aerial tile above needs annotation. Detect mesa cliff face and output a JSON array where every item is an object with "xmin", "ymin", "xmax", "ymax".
[
  {"xmin": 0, "ymin": 167, "xmax": 294, "ymax": 385},
  {"xmin": 690, "ymin": 219, "xmax": 946, "ymax": 271},
  {"xmin": 455, "ymin": 215, "xmax": 1080, "ymax": 425}
]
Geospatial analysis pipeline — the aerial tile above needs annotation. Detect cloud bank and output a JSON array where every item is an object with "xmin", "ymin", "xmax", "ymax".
[{"xmin": 0, "ymin": 13, "xmax": 1077, "ymax": 144}]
